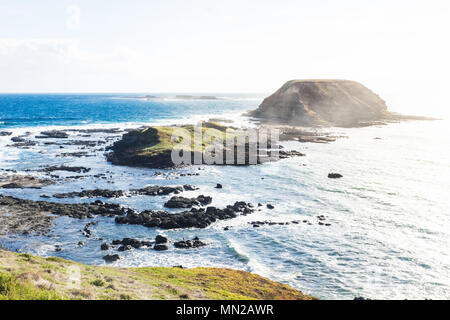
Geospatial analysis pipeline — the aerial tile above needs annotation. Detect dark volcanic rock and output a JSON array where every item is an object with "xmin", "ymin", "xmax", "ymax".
[
  {"xmin": 101, "ymin": 243, "xmax": 111, "ymax": 251},
  {"xmin": 0, "ymin": 195, "xmax": 133, "ymax": 221},
  {"xmin": 183, "ymin": 185, "xmax": 199, "ymax": 191},
  {"xmin": 164, "ymin": 195, "xmax": 212, "ymax": 209},
  {"xmin": 215, "ymin": 184, "xmax": 223, "ymax": 189},
  {"xmin": 1, "ymin": 183, "xmax": 22, "ymax": 189},
  {"xmin": 0, "ymin": 175, "xmax": 53, "ymax": 189},
  {"xmin": 118, "ymin": 245, "xmax": 133, "ymax": 252},
  {"xmin": 36, "ymin": 130, "xmax": 69, "ymax": 139},
  {"xmin": 154, "ymin": 244, "xmax": 169, "ymax": 251},
  {"xmin": 121, "ymin": 238, "xmax": 144, "ymax": 248},
  {"xmin": 174, "ymin": 237, "xmax": 207, "ymax": 249},
  {"xmin": 103, "ymin": 254, "xmax": 120, "ymax": 263},
  {"xmin": 0, "ymin": 131, "xmax": 12, "ymax": 136},
  {"xmin": 248, "ymin": 220, "xmax": 302, "ymax": 228},
  {"xmin": 40, "ymin": 166, "xmax": 91, "ymax": 174},
  {"xmin": 111, "ymin": 238, "xmax": 152, "ymax": 249},
  {"xmin": 53, "ymin": 189, "xmax": 125, "ymax": 199},
  {"xmin": 67, "ymin": 128, "xmax": 123, "ymax": 134},
  {"xmin": 0, "ymin": 196, "xmax": 70, "ymax": 235},
  {"xmin": 11, "ymin": 136, "xmax": 28, "ymax": 143},
  {"xmin": 106, "ymin": 127, "xmax": 171, "ymax": 168},
  {"xmin": 56, "ymin": 152, "xmax": 93, "ymax": 158},
  {"xmin": 155, "ymin": 235, "xmax": 168, "ymax": 244},
  {"xmin": 132, "ymin": 185, "xmax": 183, "ymax": 196},
  {"xmin": 115, "ymin": 201, "xmax": 255, "ymax": 230},
  {"xmin": 328, "ymin": 173, "xmax": 343, "ymax": 179},
  {"xmin": 279, "ymin": 150, "xmax": 306, "ymax": 158}
]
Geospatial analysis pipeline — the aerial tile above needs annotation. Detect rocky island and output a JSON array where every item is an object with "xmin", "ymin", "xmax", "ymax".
[
  {"xmin": 249, "ymin": 79, "xmax": 432, "ymax": 127},
  {"xmin": 106, "ymin": 121, "xmax": 304, "ymax": 169}
]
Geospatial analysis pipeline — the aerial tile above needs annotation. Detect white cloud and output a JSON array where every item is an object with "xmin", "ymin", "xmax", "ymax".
[{"xmin": 0, "ymin": 38, "xmax": 155, "ymax": 92}]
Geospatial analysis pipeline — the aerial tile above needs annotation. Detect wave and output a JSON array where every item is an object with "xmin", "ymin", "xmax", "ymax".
[{"xmin": 227, "ymin": 238, "xmax": 251, "ymax": 263}]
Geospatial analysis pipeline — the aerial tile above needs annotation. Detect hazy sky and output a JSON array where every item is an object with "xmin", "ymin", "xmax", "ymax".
[{"xmin": 1, "ymin": 0, "xmax": 449, "ymax": 117}]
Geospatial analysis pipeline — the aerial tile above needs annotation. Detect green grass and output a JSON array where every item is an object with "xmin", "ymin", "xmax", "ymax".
[
  {"xmin": 0, "ymin": 249, "xmax": 315, "ymax": 300},
  {"xmin": 90, "ymin": 279, "xmax": 106, "ymax": 287},
  {"xmin": 0, "ymin": 272, "xmax": 63, "ymax": 300},
  {"xmin": 137, "ymin": 122, "xmax": 239, "ymax": 156}
]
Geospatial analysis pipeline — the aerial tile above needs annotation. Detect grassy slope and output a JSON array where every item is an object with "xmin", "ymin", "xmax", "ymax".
[
  {"xmin": 137, "ymin": 122, "xmax": 238, "ymax": 157},
  {"xmin": 0, "ymin": 249, "xmax": 314, "ymax": 300}
]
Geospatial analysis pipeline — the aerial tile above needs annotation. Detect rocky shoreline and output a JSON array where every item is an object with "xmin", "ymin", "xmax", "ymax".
[
  {"xmin": 116, "ymin": 201, "xmax": 255, "ymax": 229},
  {"xmin": 0, "ymin": 115, "xmax": 354, "ymax": 241}
]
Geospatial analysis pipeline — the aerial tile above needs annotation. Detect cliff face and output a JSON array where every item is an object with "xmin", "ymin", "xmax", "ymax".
[{"xmin": 250, "ymin": 80, "xmax": 390, "ymax": 126}]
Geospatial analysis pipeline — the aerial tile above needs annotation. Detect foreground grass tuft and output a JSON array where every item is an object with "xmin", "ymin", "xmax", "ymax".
[{"xmin": 0, "ymin": 272, "xmax": 63, "ymax": 300}]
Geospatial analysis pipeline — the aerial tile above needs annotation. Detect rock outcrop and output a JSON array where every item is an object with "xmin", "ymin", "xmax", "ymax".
[
  {"xmin": 106, "ymin": 123, "xmax": 304, "ymax": 169},
  {"xmin": 249, "ymin": 80, "xmax": 391, "ymax": 127},
  {"xmin": 115, "ymin": 202, "xmax": 255, "ymax": 229},
  {"xmin": 0, "ymin": 196, "xmax": 132, "ymax": 235}
]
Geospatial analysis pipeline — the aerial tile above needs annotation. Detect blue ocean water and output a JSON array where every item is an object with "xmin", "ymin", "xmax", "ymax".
[
  {"xmin": 0, "ymin": 94, "xmax": 449, "ymax": 300},
  {"xmin": 0, "ymin": 94, "xmax": 259, "ymax": 128}
]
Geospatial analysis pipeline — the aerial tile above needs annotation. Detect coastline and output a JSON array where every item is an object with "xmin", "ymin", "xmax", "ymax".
[{"xmin": 2, "ymin": 103, "xmax": 450, "ymax": 296}]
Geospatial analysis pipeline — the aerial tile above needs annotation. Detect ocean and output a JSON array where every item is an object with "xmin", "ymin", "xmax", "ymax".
[{"xmin": 0, "ymin": 94, "xmax": 449, "ymax": 300}]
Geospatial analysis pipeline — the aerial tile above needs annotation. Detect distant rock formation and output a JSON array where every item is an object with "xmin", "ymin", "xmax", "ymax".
[
  {"xmin": 175, "ymin": 95, "xmax": 219, "ymax": 100},
  {"xmin": 249, "ymin": 80, "xmax": 392, "ymax": 127}
]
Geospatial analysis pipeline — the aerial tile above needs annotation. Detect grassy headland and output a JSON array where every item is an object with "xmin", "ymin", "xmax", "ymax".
[
  {"xmin": 106, "ymin": 122, "xmax": 238, "ymax": 168},
  {"xmin": 0, "ymin": 249, "xmax": 314, "ymax": 300}
]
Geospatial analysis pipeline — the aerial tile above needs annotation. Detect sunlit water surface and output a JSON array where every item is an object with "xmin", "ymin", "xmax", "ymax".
[{"xmin": 0, "ymin": 94, "xmax": 449, "ymax": 299}]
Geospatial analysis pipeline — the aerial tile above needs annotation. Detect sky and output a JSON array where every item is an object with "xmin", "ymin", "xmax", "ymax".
[{"xmin": 0, "ymin": 0, "xmax": 449, "ymax": 117}]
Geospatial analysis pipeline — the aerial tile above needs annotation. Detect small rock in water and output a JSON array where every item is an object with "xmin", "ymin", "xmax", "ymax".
[
  {"xmin": 174, "ymin": 238, "xmax": 207, "ymax": 249},
  {"xmin": 215, "ymin": 184, "xmax": 223, "ymax": 189},
  {"xmin": 267, "ymin": 204, "xmax": 275, "ymax": 209},
  {"xmin": 118, "ymin": 245, "xmax": 133, "ymax": 252},
  {"xmin": 78, "ymin": 241, "xmax": 85, "ymax": 247},
  {"xmin": 164, "ymin": 195, "xmax": 212, "ymax": 209},
  {"xmin": 121, "ymin": 238, "xmax": 143, "ymax": 248},
  {"xmin": 328, "ymin": 173, "xmax": 343, "ymax": 179},
  {"xmin": 154, "ymin": 244, "xmax": 169, "ymax": 251},
  {"xmin": 155, "ymin": 235, "xmax": 168, "ymax": 244},
  {"xmin": 101, "ymin": 243, "xmax": 110, "ymax": 251},
  {"xmin": 1, "ymin": 183, "xmax": 23, "ymax": 189},
  {"xmin": 103, "ymin": 254, "xmax": 120, "ymax": 263},
  {"xmin": 183, "ymin": 185, "xmax": 199, "ymax": 191},
  {"xmin": 36, "ymin": 130, "xmax": 69, "ymax": 139}
]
